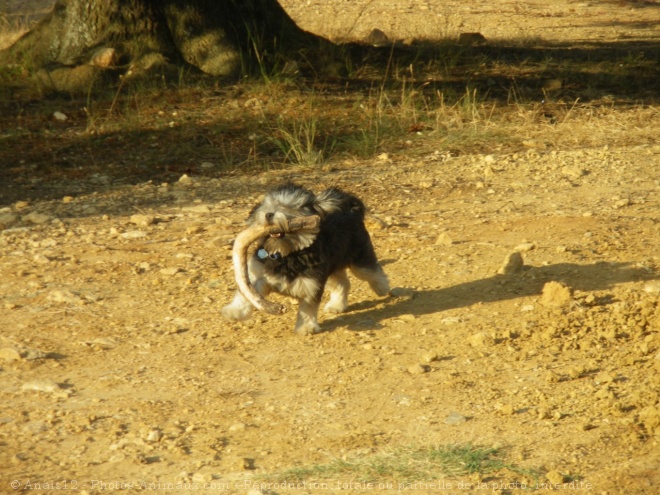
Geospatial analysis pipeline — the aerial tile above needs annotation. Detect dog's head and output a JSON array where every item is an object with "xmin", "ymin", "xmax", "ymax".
[{"xmin": 248, "ymin": 184, "xmax": 332, "ymax": 258}]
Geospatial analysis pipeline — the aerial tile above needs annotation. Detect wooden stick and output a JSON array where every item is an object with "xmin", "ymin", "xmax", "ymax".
[{"xmin": 231, "ymin": 215, "xmax": 321, "ymax": 315}]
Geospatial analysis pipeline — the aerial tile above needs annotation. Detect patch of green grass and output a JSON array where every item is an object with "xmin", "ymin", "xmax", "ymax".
[{"xmin": 265, "ymin": 444, "xmax": 539, "ymax": 484}]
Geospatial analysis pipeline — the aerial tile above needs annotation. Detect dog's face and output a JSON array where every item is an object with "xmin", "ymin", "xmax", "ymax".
[{"xmin": 248, "ymin": 184, "xmax": 321, "ymax": 258}]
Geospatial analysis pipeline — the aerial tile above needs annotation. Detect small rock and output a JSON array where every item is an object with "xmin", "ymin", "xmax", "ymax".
[
  {"xmin": 121, "ymin": 231, "xmax": 147, "ymax": 239},
  {"xmin": 613, "ymin": 198, "xmax": 631, "ymax": 209},
  {"xmin": 90, "ymin": 47, "xmax": 117, "ymax": 67},
  {"xmin": 444, "ymin": 411, "xmax": 468, "ymax": 425},
  {"xmin": 389, "ymin": 287, "xmax": 415, "ymax": 300},
  {"xmin": 0, "ymin": 213, "xmax": 18, "ymax": 229},
  {"xmin": 53, "ymin": 111, "xmax": 68, "ymax": 121},
  {"xmin": 544, "ymin": 370, "xmax": 561, "ymax": 383},
  {"xmin": 458, "ymin": 32, "xmax": 487, "ymax": 45},
  {"xmin": 146, "ymin": 429, "xmax": 163, "ymax": 443},
  {"xmin": 178, "ymin": 174, "xmax": 193, "ymax": 185},
  {"xmin": 561, "ymin": 166, "xmax": 586, "ymax": 179},
  {"xmin": 408, "ymin": 364, "xmax": 430, "ymax": 374},
  {"xmin": 366, "ymin": 28, "xmax": 389, "ymax": 46},
  {"xmin": 48, "ymin": 289, "xmax": 84, "ymax": 304},
  {"xmin": 594, "ymin": 371, "xmax": 614, "ymax": 384},
  {"xmin": 466, "ymin": 332, "xmax": 494, "ymax": 347},
  {"xmin": 22, "ymin": 380, "xmax": 60, "ymax": 393},
  {"xmin": 441, "ymin": 316, "xmax": 461, "ymax": 325},
  {"xmin": 497, "ymin": 252, "xmax": 524, "ymax": 275},
  {"xmin": 514, "ymin": 242, "xmax": 535, "ymax": 252},
  {"xmin": 546, "ymin": 470, "xmax": 566, "ymax": 484},
  {"xmin": 540, "ymin": 281, "xmax": 572, "ymax": 308},
  {"xmin": 160, "ymin": 267, "xmax": 182, "ymax": 276},
  {"xmin": 643, "ymin": 281, "xmax": 660, "ymax": 294},
  {"xmin": 638, "ymin": 406, "xmax": 660, "ymax": 431},
  {"xmin": 0, "ymin": 348, "xmax": 22, "ymax": 361},
  {"xmin": 62, "ymin": 196, "xmax": 74, "ymax": 203},
  {"xmin": 200, "ymin": 161, "xmax": 215, "ymax": 169},
  {"xmin": 22, "ymin": 212, "xmax": 52, "ymax": 225},
  {"xmin": 33, "ymin": 253, "xmax": 52, "ymax": 264},
  {"xmin": 129, "ymin": 214, "xmax": 155, "ymax": 227},
  {"xmin": 191, "ymin": 467, "xmax": 217, "ymax": 483},
  {"xmin": 498, "ymin": 404, "xmax": 515, "ymax": 415},
  {"xmin": 181, "ymin": 205, "xmax": 211, "ymax": 214},
  {"xmin": 435, "ymin": 231, "xmax": 454, "ymax": 246},
  {"xmin": 421, "ymin": 352, "xmax": 439, "ymax": 364}
]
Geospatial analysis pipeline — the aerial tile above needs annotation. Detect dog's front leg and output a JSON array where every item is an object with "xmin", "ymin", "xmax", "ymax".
[
  {"xmin": 294, "ymin": 299, "xmax": 321, "ymax": 335},
  {"xmin": 222, "ymin": 257, "xmax": 269, "ymax": 322}
]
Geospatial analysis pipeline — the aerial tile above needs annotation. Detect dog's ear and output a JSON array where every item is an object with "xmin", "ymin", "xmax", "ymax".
[
  {"xmin": 314, "ymin": 188, "xmax": 366, "ymax": 217},
  {"xmin": 312, "ymin": 188, "xmax": 343, "ymax": 217}
]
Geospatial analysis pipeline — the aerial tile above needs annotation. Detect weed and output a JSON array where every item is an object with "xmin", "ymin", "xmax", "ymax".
[{"xmin": 265, "ymin": 443, "xmax": 539, "ymax": 484}]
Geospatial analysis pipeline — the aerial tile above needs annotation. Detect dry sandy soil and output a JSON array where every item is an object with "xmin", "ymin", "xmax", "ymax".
[{"xmin": 1, "ymin": 1, "xmax": 659, "ymax": 495}]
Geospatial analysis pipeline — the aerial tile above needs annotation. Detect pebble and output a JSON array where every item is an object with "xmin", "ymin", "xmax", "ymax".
[
  {"xmin": 129, "ymin": 214, "xmax": 155, "ymax": 227},
  {"xmin": 178, "ymin": 174, "xmax": 193, "ymax": 185},
  {"xmin": 444, "ymin": 411, "xmax": 467, "ymax": 425},
  {"xmin": 146, "ymin": 429, "xmax": 163, "ymax": 442},
  {"xmin": 22, "ymin": 380, "xmax": 60, "ymax": 393},
  {"xmin": 388, "ymin": 287, "xmax": 415, "ymax": 300},
  {"xmin": 546, "ymin": 470, "xmax": 566, "ymax": 484},
  {"xmin": 160, "ymin": 267, "xmax": 182, "ymax": 276},
  {"xmin": 540, "ymin": 281, "xmax": 572, "ymax": 308},
  {"xmin": 435, "ymin": 232, "xmax": 454, "ymax": 246},
  {"xmin": 181, "ymin": 205, "xmax": 211, "ymax": 214},
  {"xmin": 497, "ymin": 252, "xmax": 524, "ymax": 275},
  {"xmin": 121, "ymin": 231, "xmax": 147, "ymax": 239},
  {"xmin": 514, "ymin": 242, "xmax": 535, "ymax": 252},
  {"xmin": 421, "ymin": 352, "xmax": 439, "ymax": 363},
  {"xmin": 498, "ymin": 404, "xmax": 515, "ymax": 415},
  {"xmin": 191, "ymin": 467, "xmax": 217, "ymax": 483},
  {"xmin": 0, "ymin": 213, "xmax": 18, "ymax": 228},
  {"xmin": 33, "ymin": 253, "xmax": 52, "ymax": 264},
  {"xmin": 48, "ymin": 289, "xmax": 84, "ymax": 304},
  {"xmin": 0, "ymin": 348, "xmax": 22, "ymax": 361},
  {"xmin": 466, "ymin": 332, "xmax": 494, "ymax": 347},
  {"xmin": 22, "ymin": 212, "xmax": 52, "ymax": 225},
  {"xmin": 408, "ymin": 364, "xmax": 430, "ymax": 374}
]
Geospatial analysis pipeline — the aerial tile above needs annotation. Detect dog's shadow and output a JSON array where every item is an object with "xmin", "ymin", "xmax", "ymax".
[{"xmin": 320, "ymin": 261, "xmax": 657, "ymax": 333}]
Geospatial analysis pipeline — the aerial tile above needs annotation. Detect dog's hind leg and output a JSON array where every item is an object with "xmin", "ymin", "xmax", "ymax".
[
  {"xmin": 351, "ymin": 263, "xmax": 390, "ymax": 297},
  {"xmin": 324, "ymin": 269, "xmax": 350, "ymax": 314},
  {"xmin": 295, "ymin": 299, "xmax": 321, "ymax": 335}
]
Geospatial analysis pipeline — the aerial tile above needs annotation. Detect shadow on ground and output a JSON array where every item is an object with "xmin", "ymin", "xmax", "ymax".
[{"xmin": 324, "ymin": 261, "xmax": 658, "ymax": 332}]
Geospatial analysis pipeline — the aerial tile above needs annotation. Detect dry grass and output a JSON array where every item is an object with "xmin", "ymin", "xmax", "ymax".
[
  {"xmin": 0, "ymin": 1, "xmax": 657, "ymax": 205},
  {"xmin": 0, "ymin": 0, "xmax": 53, "ymax": 50}
]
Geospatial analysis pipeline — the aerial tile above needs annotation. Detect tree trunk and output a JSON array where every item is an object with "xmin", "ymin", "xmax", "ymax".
[{"xmin": 1, "ymin": 0, "xmax": 330, "ymax": 91}]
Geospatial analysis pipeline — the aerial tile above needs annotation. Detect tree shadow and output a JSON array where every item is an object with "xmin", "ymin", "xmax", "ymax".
[
  {"xmin": 321, "ymin": 260, "xmax": 658, "ymax": 332},
  {"xmin": 0, "ymin": 34, "xmax": 658, "ymax": 209}
]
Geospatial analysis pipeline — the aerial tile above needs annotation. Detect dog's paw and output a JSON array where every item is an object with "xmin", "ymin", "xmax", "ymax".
[
  {"xmin": 323, "ymin": 300, "xmax": 347, "ymax": 314},
  {"xmin": 222, "ymin": 303, "xmax": 253, "ymax": 321},
  {"xmin": 294, "ymin": 321, "xmax": 321, "ymax": 335},
  {"xmin": 370, "ymin": 279, "xmax": 391, "ymax": 297}
]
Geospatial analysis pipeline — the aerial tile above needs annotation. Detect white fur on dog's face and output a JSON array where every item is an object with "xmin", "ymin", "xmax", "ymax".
[{"xmin": 249, "ymin": 185, "xmax": 320, "ymax": 257}]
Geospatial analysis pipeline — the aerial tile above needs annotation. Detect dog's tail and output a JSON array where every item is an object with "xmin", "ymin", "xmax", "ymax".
[{"xmin": 315, "ymin": 188, "xmax": 366, "ymax": 218}]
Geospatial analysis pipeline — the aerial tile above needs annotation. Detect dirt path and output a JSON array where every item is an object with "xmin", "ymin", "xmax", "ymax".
[{"xmin": 1, "ymin": 2, "xmax": 659, "ymax": 495}]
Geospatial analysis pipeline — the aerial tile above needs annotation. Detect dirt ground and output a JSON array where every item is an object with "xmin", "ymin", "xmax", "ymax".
[{"xmin": 1, "ymin": 1, "xmax": 659, "ymax": 495}]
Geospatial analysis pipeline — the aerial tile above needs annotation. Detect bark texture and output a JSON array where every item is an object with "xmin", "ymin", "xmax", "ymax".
[{"xmin": 1, "ymin": 0, "xmax": 328, "ymax": 91}]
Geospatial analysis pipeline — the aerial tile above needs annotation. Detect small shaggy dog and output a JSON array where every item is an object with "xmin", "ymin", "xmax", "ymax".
[{"xmin": 222, "ymin": 183, "xmax": 390, "ymax": 334}]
